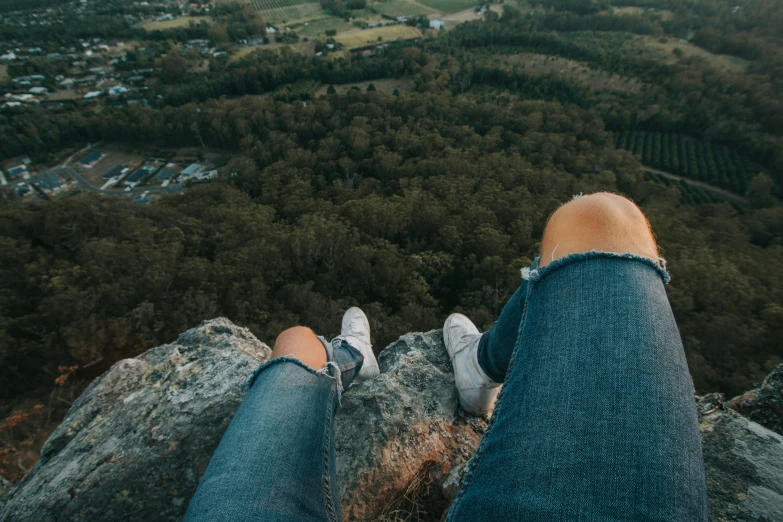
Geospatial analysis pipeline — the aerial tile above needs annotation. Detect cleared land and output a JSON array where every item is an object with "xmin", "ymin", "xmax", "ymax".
[
  {"xmin": 139, "ymin": 16, "xmax": 212, "ymax": 31},
  {"xmin": 79, "ymin": 150, "xmax": 146, "ymax": 187},
  {"xmin": 294, "ymin": 16, "xmax": 355, "ymax": 37},
  {"xmin": 371, "ymin": 0, "xmax": 438, "ymax": 17},
  {"xmin": 315, "ymin": 77, "xmax": 414, "ymax": 95},
  {"xmin": 0, "ymin": 65, "xmax": 8, "ymax": 82},
  {"xmin": 441, "ymin": 7, "xmax": 481, "ymax": 23},
  {"xmin": 638, "ymin": 36, "xmax": 749, "ymax": 72},
  {"xmin": 418, "ymin": 0, "xmax": 478, "ymax": 13},
  {"xmin": 611, "ymin": 6, "xmax": 675, "ymax": 21},
  {"xmin": 333, "ymin": 25, "xmax": 420, "ymax": 48},
  {"xmin": 47, "ymin": 90, "xmax": 82, "ymax": 101},
  {"xmin": 502, "ymin": 53, "xmax": 643, "ymax": 93}
]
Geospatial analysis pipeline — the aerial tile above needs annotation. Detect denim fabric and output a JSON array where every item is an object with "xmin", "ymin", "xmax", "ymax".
[
  {"xmin": 447, "ymin": 253, "xmax": 708, "ymax": 521},
  {"xmin": 476, "ymin": 276, "xmax": 528, "ymax": 383},
  {"xmin": 183, "ymin": 341, "xmax": 363, "ymax": 522}
]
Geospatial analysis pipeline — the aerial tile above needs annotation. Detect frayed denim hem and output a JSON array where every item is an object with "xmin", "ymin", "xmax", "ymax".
[
  {"xmin": 247, "ymin": 356, "xmax": 344, "ymax": 402},
  {"xmin": 528, "ymin": 250, "xmax": 671, "ymax": 285}
]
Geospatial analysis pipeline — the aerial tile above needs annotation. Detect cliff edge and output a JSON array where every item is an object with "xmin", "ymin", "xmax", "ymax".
[{"xmin": 1, "ymin": 319, "xmax": 781, "ymax": 521}]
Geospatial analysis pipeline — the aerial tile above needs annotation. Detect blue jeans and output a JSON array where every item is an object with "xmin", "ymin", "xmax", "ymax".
[{"xmin": 185, "ymin": 253, "xmax": 708, "ymax": 521}]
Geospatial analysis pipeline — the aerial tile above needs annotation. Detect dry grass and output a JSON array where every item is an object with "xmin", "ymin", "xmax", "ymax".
[
  {"xmin": 333, "ymin": 25, "xmax": 420, "ymax": 49},
  {"xmin": 638, "ymin": 35, "xmax": 749, "ymax": 72},
  {"xmin": 372, "ymin": 463, "xmax": 448, "ymax": 522},
  {"xmin": 502, "ymin": 52, "xmax": 643, "ymax": 93},
  {"xmin": 139, "ymin": 16, "xmax": 212, "ymax": 31},
  {"xmin": 0, "ymin": 367, "xmax": 82, "ymax": 485}
]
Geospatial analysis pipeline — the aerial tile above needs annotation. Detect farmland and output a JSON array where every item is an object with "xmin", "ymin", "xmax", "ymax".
[
  {"xmin": 138, "ymin": 16, "xmax": 212, "ymax": 31},
  {"xmin": 370, "ymin": 0, "xmax": 438, "ymax": 17},
  {"xmin": 417, "ymin": 0, "xmax": 479, "ymax": 13},
  {"xmin": 333, "ymin": 25, "xmax": 420, "ymax": 48},
  {"xmin": 616, "ymin": 131, "xmax": 761, "ymax": 194},
  {"xmin": 216, "ymin": 0, "xmax": 325, "ymax": 23},
  {"xmin": 0, "ymin": 65, "xmax": 7, "ymax": 82}
]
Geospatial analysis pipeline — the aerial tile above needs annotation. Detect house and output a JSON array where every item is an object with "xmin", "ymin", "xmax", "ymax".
[
  {"xmin": 132, "ymin": 194, "xmax": 150, "ymax": 204},
  {"xmin": 429, "ymin": 19, "xmax": 445, "ymax": 30},
  {"xmin": 124, "ymin": 169, "xmax": 148, "ymax": 186},
  {"xmin": 109, "ymin": 86, "xmax": 129, "ymax": 96},
  {"xmin": 155, "ymin": 168, "xmax": 174, "ymax": 181},
  {"xmin": 83, "ymin": 91, "xmax": 103, "ymax": 99},
  {"xmin": 7, "ymin": 165, "xmax": 27, "ymax": 179},
  {"xmin": 79, "ymin": 151, "xmax": 103, "ymax": 167},
  {"xmin": 102, "ymin": 164, "xmax": 128, "ymax": 180},
  {"xmin": 35, "ymin": 173, "xmax": 66, "ymax": 194},
  {"xmin": 29, "ymin": 87, "xmax": 48, "ymax": 94},
  {"xmin": 14, "ymin": 183, "xmax": 32, "ymax": 197},
  {"xmin": 181, "ymin": 163, "xmax": 202, "ymax": 176}
]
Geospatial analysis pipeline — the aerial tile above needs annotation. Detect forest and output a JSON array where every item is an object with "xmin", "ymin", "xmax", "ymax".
[{"xmin": 1, "ymin": 0, "xmax": 782, "ymax": 484}]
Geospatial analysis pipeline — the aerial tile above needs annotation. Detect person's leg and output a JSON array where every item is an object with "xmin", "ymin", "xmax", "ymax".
[
  {"xmin": 475, "ymin": 278, "xmax": 528, "ymax": 383},
  {"xmin": 448, "ymin": 193, "xmax": 708, "ymax": 521},
  {"xmin": 184, "ymin": 309, "xmax": 376, "ymax": 522}
]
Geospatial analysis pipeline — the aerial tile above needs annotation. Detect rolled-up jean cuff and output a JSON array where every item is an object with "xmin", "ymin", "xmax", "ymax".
[{"xmin": 529, "ymin": 250, "xmax": 671, "ymax": 285}]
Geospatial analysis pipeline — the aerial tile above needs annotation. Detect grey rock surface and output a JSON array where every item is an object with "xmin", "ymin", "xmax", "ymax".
[
  {"xmin": 1, "ymin": 319, "xmax": 782, "ymax": 521},
  {"xmin": 699, "ymin": 393, "xmax": 783, "ymax": 521},
  {"xmin": 335, "ymin": 331, "xmax": 487, "ymax": 521},
  {"xmin": 0, "ymin": 318, "xmax": 272, "ymax": 522},
  {"xmin": 727, "ymin": 364, "xmax": 783, "ymax": 436}
]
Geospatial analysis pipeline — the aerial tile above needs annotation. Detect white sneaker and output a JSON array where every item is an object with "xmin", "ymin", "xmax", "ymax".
[
  {"xmin": 334, "ymin": 307, "xmax": 379, "ymax": 382},
  {"xmin": 444, "ymin": 313, "xmax": 501, "ymax": 416}
]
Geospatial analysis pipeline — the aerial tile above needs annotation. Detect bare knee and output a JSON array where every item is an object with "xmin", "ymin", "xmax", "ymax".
[
  {"xmin": 540, "ymin": 192, "xmax": 659, "ymax": 268},
  {"xmin": 272, "ymin": 326, "xmax": 327, "ymax": 369}
]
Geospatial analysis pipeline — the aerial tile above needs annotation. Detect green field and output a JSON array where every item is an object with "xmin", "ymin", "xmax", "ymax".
[
  {"xmin": 371, "ymin": 0, "xmax": 438, "ymax": 17},
  {"xmin": 417, "ymin": 0, "xmax": 479, "ymax": 13}
]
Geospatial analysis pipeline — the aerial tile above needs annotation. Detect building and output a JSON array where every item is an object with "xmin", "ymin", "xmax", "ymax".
[
  {"xmin": 14, "ymin": 183, "xmax": 32, "ymax": 197},
  {"xmin": 103, "ymin": 164, "xmax": 128, "ymax": 180},
  {"xmin": 79, "ymin": 151, "xmax": 103, "ymax": 168},
  {"xmin": 35, "ymin": 174, "xmax": 66, "ymax": 194},
  {"xmin": 83, "ymin": 91, "xmax": 103, "ymax": 99},
  {"xmin": 132, "ymin": 194, "xmax": 150, "ymax": 204},
  {"xmin": 429, "ymin": 19, "xmax": 445, "ymax": 30},
  {"xmin": 181, "ymin": 163, "xmax": 202, "ymax": 176},
  {"xmin": 7, "ymin": 165, "xmax": 27, "ymax": 179},
  {"xmin": 155, "ymin": 168, "xmax": 174, "ymax": 181},
  {"xmin": 124, "ymin": 169, "xmax": 148, "ymax": 186}
]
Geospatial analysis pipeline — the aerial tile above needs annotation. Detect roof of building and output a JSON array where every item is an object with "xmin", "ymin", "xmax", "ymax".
[
  {"xmin": 7, "ymin": 165, "xmax": 27, "ymax": 176},
  {"xmin": 36, "ymin": 174, "xmax": 64, "ymax": 190},
  {"xmin": 125, "ymin": 169, "xmax": 147, "ymax": 183},
  {"xmin": 181, "ymin": 163, "xmax": 201, "ymax": 175},
  {"xmin": 103, "ymin": 165, "xmax": 127, "ymax": 179},
  {"xmin": 80, "ymin": 151, "xmax": 102, "ymax": 164},
  {"xmin": 156, "ymin": 168, "xmax": 174, "ymax": 180},
  {"xmin": 132, "ymin": 195, "xmax": 150, "ymax": 204}
]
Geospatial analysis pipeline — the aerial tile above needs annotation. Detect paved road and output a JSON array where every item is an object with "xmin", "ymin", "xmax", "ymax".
[
  {"xmin": 44, "ymin": 167, "xmax": 184, "ymax": 195},
  {"xmin": 642, "ymin": 165, "xmax": 750, "ymax": 209}
]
